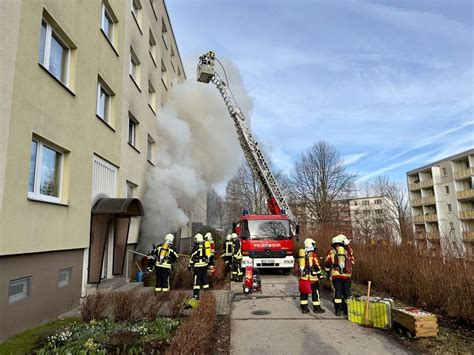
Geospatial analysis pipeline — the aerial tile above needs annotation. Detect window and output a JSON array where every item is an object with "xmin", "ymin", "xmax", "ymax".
[
  {"xmin": 353, "ymin": 201, "xmax": 358, "ymax": 206},
  {"xmin": 375, "ymin": 209, "xmax": 383, "ymax": 214},
  {"xmin": 448, "ymin": 204, "xmax": 452, "ymax": 212},
  {"xmin": 161, "ymin": 59, "xmax": 167, "ymax": 73},
  {"xmin": 450, "ymin": 222, "xmax": 455, "ymax": 231},
  {"xmin": 148, "ymin": 80, "xmax": 156, "ymax": 112},
  {"xmin": 128, "ymin": 114, "xmax": 138, "ymax": 147},
  {"xmin": 101, "ymin": 3, "xmax": 115, "ymax": 42},
  {"xmin": 149, "ymin": 29, "xmax": 157, "ymax": 64},
  {"xmin": 28, "ymin": 139, "xmax": 63, "ymax": 203},
  {"xmin": 96, "ymin": 82, "xmax": 112, "ymax": 123},
  {"xmin": 178, "ymin": 66, "xmax": 181, "ymax": 76},
  {"xmin": 147, "ymin": 135, "xmax": 154, "ymax": 162},
  {"xmin": 162, "ymin": 19, "xmax": 168, "ymax": 49},
  {"xmin": 445, "ymin": 185, "xmax": 450, "ymax": 194},
  {"xmin": 442, "ymin": 167, "xmax": 447, "ymax": 177},
  {"xmin": 363, "ymin": 210, "xmax": 370, "ymax": 215},
  {"xmin": 150, "ymin": 0, "xmax": 158, "ymax": 20},
  {"xmin": 9, "ymin": 277, "xmax": 31, "ymax": 303},
  {"xmin": 362, "ymin": 200, "xmax": 369, "ymax": 206},
  {"xmin": 58, "ymin": 267, "xmax": 72, "ymax": 288},
  {"xmin": 126, "ymin": 181, "xmax": 136, "ymax": 198},
  {"xmin": 38, "ymin": 19, "xmax": 70, "ymax": 84},
  {"xmin": 131, "ymin": 0, "xmax": 141, "ymax": 27},
  {"xmin": 129, "ymin": 47, "xmax": 141, "ymax": 86},
  {"xmin": 374, "ymin": 199, "xmax": 382, "ymax": 204}
]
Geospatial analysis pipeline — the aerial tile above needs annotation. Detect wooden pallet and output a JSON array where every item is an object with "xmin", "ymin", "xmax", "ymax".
[{"xmin": 392, "ymin": 308, "xmax": 438, "ymax": 337}]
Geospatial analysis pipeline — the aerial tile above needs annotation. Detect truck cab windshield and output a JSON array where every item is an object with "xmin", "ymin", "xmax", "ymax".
[{"xmin": 242, "ymin": 220, "xmax": 290, "ymax": 240}]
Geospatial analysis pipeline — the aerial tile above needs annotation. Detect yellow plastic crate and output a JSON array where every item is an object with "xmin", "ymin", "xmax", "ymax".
[{"xmin": 347, "ymin": 297, "xmax": 392, "ymax": 329}]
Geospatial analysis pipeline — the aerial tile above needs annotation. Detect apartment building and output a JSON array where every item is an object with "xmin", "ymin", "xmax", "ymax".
[
  {"xmin": 407, "ymin": 149, "xmax": 474, "ymax": 254},
  {"xmin": 0, "ymin": 0, "xmax": 190, "ymax": 340},
  {"xmin": 349, "ymin": 196, "xmax": 400, "ymax": 244}
]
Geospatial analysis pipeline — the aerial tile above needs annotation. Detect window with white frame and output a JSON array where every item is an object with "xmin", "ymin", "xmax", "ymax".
[
  {"xmin": 128, "ymin": 112, "xmax": 138, "ymax": 147},
  {"xmin": 28, "ymin": 139, "xmax": 63, "ymax": 203},
  {"xmin": 148, "ymin": 80, "xmax": 156, "ymax": 112},
  {"xmin": 445, "ymin": 185, "xmax": 450, "ymax": 194},
  {"xmin": 362, "ymin": 200, "xmax": 369, "ymax": 206},
  {"xmin": 126, "ymin": 181, "xmax": 136, "ymax": 198},
  {"xmin": 38, "ymin": 19, "xmax": 70, "ymax": 84},
  {"xmin": 147, "ymin": 135, "xmax": 154, "ymax": 162},
  {"xmin": 131, "ymin": 0, "xmax": 141, "ymax": 27},
  {"xmin": 442, "ymin": 167, "xmax": 447, "ymax": 177},
  {"xmin": 374, "ymin": 199, "xmax": 382, "ymax": 204},
  {"xmin": 9, "ymin": 277, "xmax": 31, "ymax": 303},
  {"xmin": 161, "ymin": 20, "xmax": 168, "ymax": 49},
  {"xmin": 129, "ymin": 47, "xmax": 140, "ymax": 85},
  {"xmin": 149, "ymin": 29, "xmax": 157, "ymax": 63},
  {"xmin": 101, "ymin": 3, "xmax": 115, "ymax": 43},
  {"xmin": 161, "ymin": 59, "xmax": 167, "ymax": 73},
  {"xmin": 96, "ymin": 81, "xmax": 112, "ymax": 123},
  {"xmin": 58, "ymin": 267, "xmax": 72, "ymax": 288}
]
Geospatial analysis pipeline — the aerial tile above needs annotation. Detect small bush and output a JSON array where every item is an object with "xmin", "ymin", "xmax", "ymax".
[
  {"xmin": 167, "ymin": 292, "xmax": 217, "ymax": 355},
  {"xmin": 113, "ymin": 291, "xmax": 140, "ymax": 322},
  {"xmin": 136, "ymin": 293, "xmax": 164, "ymax": 321},
  {"xmin": 171, "ymin": 256, "xmax": 194, "ymax": 290},
  {"xmin": 170, "ymin": 291, "xmax": 187, "ymax": 318},
  {"xmin": 81, "ymin": 292, "xmax": 110, "ymax": 322}
]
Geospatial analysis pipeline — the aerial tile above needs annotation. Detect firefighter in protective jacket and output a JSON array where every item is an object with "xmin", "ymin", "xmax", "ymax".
[
  {"xmin": 223, "ymin": 234, "xmax": 234, "ymax": 272},
  {"xmin": 188, "ymin": 233, "xmax": 209, "ymax": 300},
  {"xmin": 298, "ymin": 238, "xmax": 326, "ymax": 314},
  {"xmin": 325, "ymin": 234, "xmax": 354, "ymax": 316},
  {"xmin": 149, "ymin": 234, "xmax": 179, "ymax": 293},
  {"xmin": 231, "ymin": 233, "xmax": 243, "ymax": 282}
]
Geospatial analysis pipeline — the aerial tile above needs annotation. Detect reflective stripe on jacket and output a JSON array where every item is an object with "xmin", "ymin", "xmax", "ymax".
[
  {"xmin": 189, "ymin": 244, "xmax": 209, "ymax": 268},
  {"xmin": 298, "ymin": 249, "xmax": 322, "ymax": 281},
  {"xmin": 152, "ymin": 243, "xmax": 178, "ymax": 269},
  {"xmin": 325, "ymin": 246, "xmax": 353, "ymax": 279},
  {"xmin": 223, "ymin": 241, "xmax": 233, "ymax": 256}
]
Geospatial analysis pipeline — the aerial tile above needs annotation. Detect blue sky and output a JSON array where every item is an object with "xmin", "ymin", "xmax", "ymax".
[{"xmin": 167, "ymin": 0, "xmax": 473, "ymax": 185}]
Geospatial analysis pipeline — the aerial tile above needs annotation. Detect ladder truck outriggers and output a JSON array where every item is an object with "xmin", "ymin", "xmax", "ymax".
[{"xmin": 197, "ymin": 51, "xmax": 299, "ymax": 274}]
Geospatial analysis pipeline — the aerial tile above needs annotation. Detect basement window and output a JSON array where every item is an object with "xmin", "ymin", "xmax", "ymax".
[
  {"xmin": 58, "ymin": 267, "xmax": 72, "ymax": 288},
  {"xmin": 9, "ymin": 277, "xmax": 31, "ymax": 303}
]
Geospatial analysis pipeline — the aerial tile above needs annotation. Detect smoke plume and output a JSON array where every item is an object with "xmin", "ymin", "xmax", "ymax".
[{"xmin": 138, "ymin": 58, "xmax": 252, "ymax": 252}]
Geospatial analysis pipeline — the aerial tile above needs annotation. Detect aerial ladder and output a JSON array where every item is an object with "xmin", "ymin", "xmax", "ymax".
[{"xmin": 197, "ymin": 51, "xmax": 295, "ymax": 222}]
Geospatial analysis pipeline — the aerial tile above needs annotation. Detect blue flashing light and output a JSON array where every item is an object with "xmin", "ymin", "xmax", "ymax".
[
  {"xmin": 281, "ymin": 209, "xmax": 287, "ymax": 215},
  {"xmin": 242, "ymin": 208, "xmax": 250, "ymax": 216}
]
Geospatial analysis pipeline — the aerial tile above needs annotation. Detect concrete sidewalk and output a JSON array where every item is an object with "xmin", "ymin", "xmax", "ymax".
[{"xmin": 230, "ymin": 274, "xmax": 411, "ymax": 355}]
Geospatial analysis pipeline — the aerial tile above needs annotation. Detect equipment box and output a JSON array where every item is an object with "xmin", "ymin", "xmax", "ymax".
[
  {"xmin": 392, "ymin": 307, "xmax": 438, "ymax": 338},
  {"xmin": 347, "ymin": 297, "xmax": 393, "ymax": 329}
]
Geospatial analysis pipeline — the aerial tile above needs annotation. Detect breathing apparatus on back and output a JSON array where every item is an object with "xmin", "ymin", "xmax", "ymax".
[
  {"xmin": 332, "ymin": 234, "xmax": 348, "ymax": 273},
  {"xmin": 159, "ymin": 234, "xmax": 174, "ymax": 264}
]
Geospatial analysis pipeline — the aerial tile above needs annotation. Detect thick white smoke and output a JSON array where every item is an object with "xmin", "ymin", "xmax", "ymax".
[{"xmin": 138, "ymin": 58, "xmax": 253, "ymax": 252}]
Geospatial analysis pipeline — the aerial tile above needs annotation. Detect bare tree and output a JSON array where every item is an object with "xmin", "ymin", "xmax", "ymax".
[
  {"xmin": 207, "ymin": 188, "xmax": 225, "ymax": 229},
  {"xmin": 290, "ymin": 140, "xmax": 355, "ymax": 225},
  {"xmin": 371, "ymin": 176, "xmax": 412, "ymax": 244}
]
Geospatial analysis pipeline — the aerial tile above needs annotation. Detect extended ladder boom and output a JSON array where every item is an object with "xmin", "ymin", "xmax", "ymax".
[{"xmin": 197, "ymin": 51, "xmax": 295, "ymax": 221}]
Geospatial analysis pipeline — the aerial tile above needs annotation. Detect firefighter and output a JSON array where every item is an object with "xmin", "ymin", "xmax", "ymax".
[
  {"xmin": 149, "ymin": 234, "xmax": 179, "ymax": 294},
  {"xmin": 231, "ymin": 232, "xmax": 243, "ymax": 282},
  {"xmin": 325, "ymin": 234, "xmax": 354, "ymax": 316},
  {"xmin": 204, "ymin": 232, "xmax": 215, "ymax": 265},
  {"xmin": 298, "ymin": 238, "xmax": 326, "ymax": 314},
  {"xmin": 188, "ymin": 233, "xmax": 209, "ymax": 300},
  {"xmin": 223, "ymin": 234, "xmax": 234, "ymax": 272}
]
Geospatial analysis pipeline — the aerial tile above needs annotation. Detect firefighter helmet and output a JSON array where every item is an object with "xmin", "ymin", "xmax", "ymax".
[
  {"xmin": 204, "ymin": 232, "xmax": 213, "ymax": 241},
  {"xmin": 226, "ymin": 234, "xmax": 232, "ymax": 241},
  {"xmin": 332, "ymin": 234, "xmax": 347, "ymax": 245},
  {"xmin": 194, "ymin": 233, "xmax": 204, "ymax": 243},
  {"xmin": 231, "ymin": 233, "xmax": 238, "ymax": 240},
  {"xmin": 304, "ymin": 238, "xmax": 317, "ymax": 250},
  {"xmin": 164, "ymin": 234, "xmax": 174, "ymax": 243}
]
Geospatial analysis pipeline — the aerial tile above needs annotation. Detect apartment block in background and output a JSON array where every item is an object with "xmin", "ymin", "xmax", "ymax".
[
  {"xmin": 349, "ymin": 196, "xmax": 400, "ymax": 244},
  {"xmin": 407, "ymin": 149, "xmax": 474, "ymax": 255},
  {"xmin": 0, "ymin": 0, "xmax": 188, "ymax": 341}
]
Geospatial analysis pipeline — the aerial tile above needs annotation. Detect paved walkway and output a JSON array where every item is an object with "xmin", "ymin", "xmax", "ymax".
[{"xmin": 230, "ymin": 274, "xmax": 411, "ymax": 355}]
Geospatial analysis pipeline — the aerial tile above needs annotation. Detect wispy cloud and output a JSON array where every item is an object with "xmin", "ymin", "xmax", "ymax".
[{"xmin": 343, "ymin": 153, "xmax": 369, "ymax": 166}]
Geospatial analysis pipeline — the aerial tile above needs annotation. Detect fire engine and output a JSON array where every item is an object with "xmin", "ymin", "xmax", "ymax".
[{"xmin": 197, "ymin": 51, "xmax": 299, "ymax": 273}]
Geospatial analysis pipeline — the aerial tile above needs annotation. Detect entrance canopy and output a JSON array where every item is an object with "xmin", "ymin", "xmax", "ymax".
[{"xmin": 88, "ymin": 198, "xmax": 144, "ymax": 284}]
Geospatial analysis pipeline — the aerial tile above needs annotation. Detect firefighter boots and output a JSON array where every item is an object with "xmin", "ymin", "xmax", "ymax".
[
  {"xmin": 313, "ymin": 305, "xmax": 326, "ymax": 313},
  {"xmin": 301, "ymin": 304, "xmax": 310, "ymax": 314}
]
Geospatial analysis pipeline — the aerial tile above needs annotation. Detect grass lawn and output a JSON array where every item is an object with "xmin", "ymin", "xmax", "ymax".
[{"xmin": 0, "ymin": 318, "xmax": 80, "ymax": 354}]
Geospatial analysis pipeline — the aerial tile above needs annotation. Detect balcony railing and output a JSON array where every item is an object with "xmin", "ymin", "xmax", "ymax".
[
  {"xmin": 457, "ymin": 189, "xmax": 474, "ymax": 200},
  {"xmin": 411, "ymin": 198, "xmax": 423, "ymax": 207},
  {"xmin": 426, "ymin": 232, "xmax": 439, "ymax": 240},
  {"xmin": 421, "ymin": 179, "xmax": 434, "ymax": 188},
  {"xmin": 462, "ymin": 231, "xmax": 474, "ymax": 242},
  {"xmin": 460, "ymin": 210, "xmax": 474, "ymax": 220},
  {"xmin": 413, "ymin": 215, "xmax": 425, "ymax": 223},
  {"xmin": 424, "ymin": 214, "xmax": 438, "ymax": 222},
  {"xmin": 409, "ymin": 182, "xmax": 421, "ymax": 191},
  {"xmin": 422, "ymin": 196, "xmax": 435, "ymax": 205},
  {"xmin": 454, "ymin": 167, "xmax": 474, "ymax": 179},
  {"xmin": 409, "ymin": 179, "xmax": 434, "ymax": 190}
]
